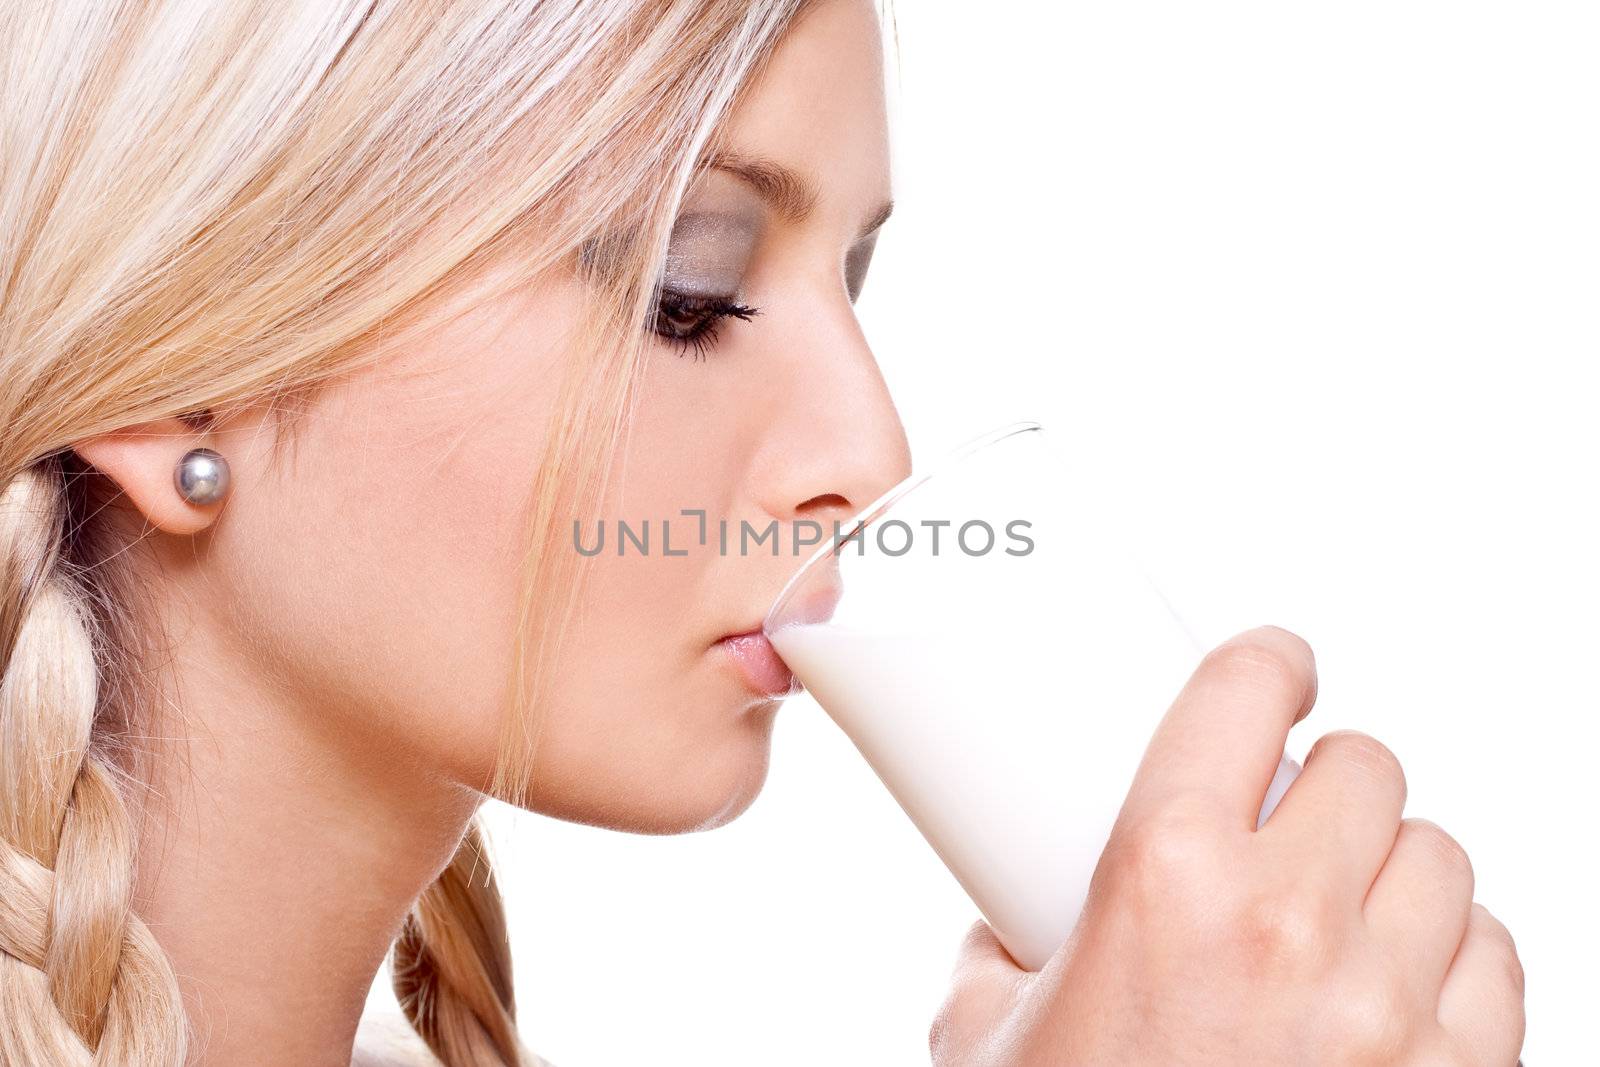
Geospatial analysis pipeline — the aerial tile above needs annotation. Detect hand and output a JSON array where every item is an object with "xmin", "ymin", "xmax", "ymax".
[{"xmin": 930, "ymin": 626, "xmax": 1525, "ymax": 1066}]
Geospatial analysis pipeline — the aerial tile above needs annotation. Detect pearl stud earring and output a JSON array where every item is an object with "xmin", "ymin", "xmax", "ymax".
[{"xmin": 174, "ymin": 447, "xmax": 231, "ymax": 506}]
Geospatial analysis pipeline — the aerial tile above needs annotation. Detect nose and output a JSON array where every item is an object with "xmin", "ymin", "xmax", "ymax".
[{"xmin": 753, "ymin": 293, "xmax": 913, "ymax": 532}]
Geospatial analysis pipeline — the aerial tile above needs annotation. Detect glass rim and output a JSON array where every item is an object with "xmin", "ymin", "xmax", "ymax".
[{"xmin": 762, "ymin": 419, "xmax": 1044, "ymax": 634}]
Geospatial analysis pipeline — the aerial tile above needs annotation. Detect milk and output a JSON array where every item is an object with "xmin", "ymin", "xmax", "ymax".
[
  {"xmin": 763, "ymin": 425, "xmax": 1299, "ymax": 970},
  {"xmin": 770, "ymin": 619, "xmax": 1299, "ymax": 971}
]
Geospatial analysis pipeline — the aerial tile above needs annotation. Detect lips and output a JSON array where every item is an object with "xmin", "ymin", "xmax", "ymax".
[
  {"xmin": 720, "ymin": 556, "xmax": 844, "ymax": 698},
  {"xmin": 719, "ymin": 630, "xmax": 798, "ymax": 697}
]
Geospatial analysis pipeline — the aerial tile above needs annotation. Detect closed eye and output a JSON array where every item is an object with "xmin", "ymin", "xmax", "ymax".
[{"xmin": 651, "ymin": 289, "xmax": 760, "ymax": 361}]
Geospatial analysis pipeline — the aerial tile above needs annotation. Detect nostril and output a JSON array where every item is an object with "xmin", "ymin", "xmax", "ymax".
[{"xmin": 794, "ymin": 492, "xmax": 850, "ymax": 515}]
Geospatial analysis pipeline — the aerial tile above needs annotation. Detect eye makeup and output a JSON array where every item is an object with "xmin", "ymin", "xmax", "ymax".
[
  {"xmin": 651, "ymin": 169, "xmax": 768, "ymax": 358},
  {"xmin": 844, "ymin": 229, "xmax": 879, "ymax": 303},
  {"xmin": 662, "ymin": 212, "xmax": 761, "ymax": 298},
  {"xmin": 645, "ymin": 162, "xmax": 893, "ymax": 358},
  {"xmin": 661, "ymin": 169, "xmax": 766, "ymax": 298}
]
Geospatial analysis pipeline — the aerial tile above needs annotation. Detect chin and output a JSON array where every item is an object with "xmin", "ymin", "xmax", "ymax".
[
  {"xmin": 679, "ymin": 759, "xmax": 769, "ymax": 832},
  {"xmin": 525, "ymin": 699, "xmax": 781, "ymax": 835},
  {"xmin": 649, "ymin": 704, "xmax": 779, "ymax": 835}
]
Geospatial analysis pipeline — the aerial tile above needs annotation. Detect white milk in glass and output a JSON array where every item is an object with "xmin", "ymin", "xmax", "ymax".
[
  {"xmin": 765, "ymin": 427, "xmax": 1297, "ymax": 969},
  {"xmin": 771, "ymin": 615, "xmax": 1297, "ymax": 971},
  {"xmin": 769, "ymin": 623, "xmax": 1101, "ymax": 970}
]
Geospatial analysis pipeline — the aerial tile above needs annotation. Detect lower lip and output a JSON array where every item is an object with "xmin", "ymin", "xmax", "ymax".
[{"xmin": 719, "ymin": 631, "xmax": 797, "ymax": 697}]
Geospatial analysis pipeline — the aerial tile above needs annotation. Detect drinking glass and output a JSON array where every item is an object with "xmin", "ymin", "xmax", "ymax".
[{"xmin": 763, "ymin": 421, "xmax": 1300, "ymax": 971}]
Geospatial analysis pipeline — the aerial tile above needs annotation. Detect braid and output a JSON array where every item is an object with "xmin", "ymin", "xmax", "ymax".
[
  {"xmin": 0, "ymin": 462, "xmax": 187, "ymax": 1066},
  {"xmin": 392, "ymin": 820, "xmax": 529, "ymax": 1067}
]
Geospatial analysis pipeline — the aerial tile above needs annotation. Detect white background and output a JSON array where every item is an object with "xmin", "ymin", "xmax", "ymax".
[{"xmin": 370, "ymin": 3, "xmax": 1598, "ymax": 1063}]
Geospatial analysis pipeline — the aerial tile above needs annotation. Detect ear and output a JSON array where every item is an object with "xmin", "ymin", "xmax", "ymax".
[{"xmin": 73, "ymin": 417, "xmax": 228, "ymax": 536}]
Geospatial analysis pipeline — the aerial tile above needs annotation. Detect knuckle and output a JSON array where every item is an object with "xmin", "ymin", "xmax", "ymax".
[
  {"xmin": 1312, "ymin": 730, "xmax": 1406, "ymax": 794},
  {"xmin": 1472, "ymin": 903, "xmax": 1526, "ymax": 997},
  {"xmin": 955, "ymin": 918, "xmax": 992, "ymax": 960},
  {"xmin": 1108, "ymin": 807, "xmax": 1221, "ymax": 904},
  {"xmin": 1202, "ymin": 632, "xmax": 1315, "ymax": 707},
  {"xmin": 1323, "ymin": 968, "xmax": 1410, "ymax": 1061},
  {"xmin": 1406, "ymin": 818, "xmax": 1474, "ymax": 886},
  {"xmin": 1230, "ymin": 890, "xmax": 1340, "ymax": 972},
  {"xmin": 1505, "ymin": 947, "xmax": 1528, "ymax": 1001},
  {"xmin": 1470, "ymin": 901, "xmax": 1510, "ymax": 943}
]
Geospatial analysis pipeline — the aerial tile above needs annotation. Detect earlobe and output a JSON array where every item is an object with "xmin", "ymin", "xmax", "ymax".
[{"xmin": 72, "ymin": 417, "xmax": 231, "ymax": 536}]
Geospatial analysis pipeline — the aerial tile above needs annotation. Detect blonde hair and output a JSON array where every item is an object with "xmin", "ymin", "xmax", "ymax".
[{"xmin": 0, "ymin": 0, "xmax": 815, "ymax": 1062}]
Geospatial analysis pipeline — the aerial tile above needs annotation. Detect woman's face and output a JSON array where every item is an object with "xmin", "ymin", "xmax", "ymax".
[{"xmin": 152, "ymin": 0, "xmax": 909, "ymax": 833}]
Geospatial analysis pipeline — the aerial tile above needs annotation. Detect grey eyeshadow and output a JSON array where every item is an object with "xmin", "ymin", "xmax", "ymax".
[
  {"xmin": 845, "ymin": 230, "xmax": 880, "ymax": 303},
  {"xmin": 662, "ymin": 211, "xmax": 761, "ymax": 297}
]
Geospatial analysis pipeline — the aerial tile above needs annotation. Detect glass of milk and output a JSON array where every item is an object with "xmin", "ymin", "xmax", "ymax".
[{"xmin": 763, "ymin": 421, "xmax": 1299, "ymax": 971}]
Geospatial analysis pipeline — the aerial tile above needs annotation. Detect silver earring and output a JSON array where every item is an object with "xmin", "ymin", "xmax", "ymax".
[{"xmin": 174, "ymin": 447, "xmax": 231, "ymax": 506}]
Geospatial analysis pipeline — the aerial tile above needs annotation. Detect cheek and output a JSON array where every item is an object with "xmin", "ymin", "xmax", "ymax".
[
  {"xmin": 516, "ymin": 523, "xmax": 755, "ymax": 830},
  {"xmin": 511, "ymin": 362, "xmax": 779, "ymax": 831},
  {"xmin": 226, "ymin": 409, "xmax": 539, "ymax": 786},
  {"xmin": 217, "ymin": 284, "xmax": 570, "ymax": 786}
]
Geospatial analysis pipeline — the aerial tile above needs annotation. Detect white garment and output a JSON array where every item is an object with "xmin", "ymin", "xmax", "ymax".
[{"xmin": 353, "ymin": 1009, "xmax": 556, "ymax": 1067}]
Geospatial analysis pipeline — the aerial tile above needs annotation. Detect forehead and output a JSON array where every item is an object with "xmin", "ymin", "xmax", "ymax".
[{"xmin": 713, "ymin": 0, "xmax": 890, "ymax": 214}]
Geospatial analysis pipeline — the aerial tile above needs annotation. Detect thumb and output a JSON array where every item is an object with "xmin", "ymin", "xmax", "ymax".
[
  {"xmin": 950, "ymin": 918, "xmax": 1026, "ymax": 990},
  {"xmin": 933, "ymin": 919, "xmax": 1032, "ymax": 1064}
]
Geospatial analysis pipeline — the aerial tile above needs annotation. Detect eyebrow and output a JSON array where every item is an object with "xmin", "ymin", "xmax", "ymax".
[{"xmin": 704, "ymin": 150, "xmax": 894, "ymax": 239}]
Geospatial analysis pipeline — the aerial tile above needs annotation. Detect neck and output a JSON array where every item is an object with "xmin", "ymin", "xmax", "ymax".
[{"xmin": 130, "ymin": 619, "xmax": 481, "ymax": 1067}]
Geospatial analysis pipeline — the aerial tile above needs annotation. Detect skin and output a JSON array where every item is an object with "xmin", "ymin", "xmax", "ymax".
[
  {"xmin": 66, "ymin": 1, "xmax": 1523, "ymax": 1064},
  {"xmin": 933, "ymin": 628, "xmax": 1527, "ymax": 1066},
  {"xmin": 75, "ymin": 3, "xmax": 905, "ymax": 1064}
]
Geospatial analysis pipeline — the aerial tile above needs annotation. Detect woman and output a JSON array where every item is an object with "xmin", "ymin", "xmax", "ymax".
[{"xmin": 0, "ymin": 1, "xmax": 1524, "ymax": 1064}]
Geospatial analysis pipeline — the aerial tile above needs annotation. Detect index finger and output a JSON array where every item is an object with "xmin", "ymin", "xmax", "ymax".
[{"xmin": 1121, "ymin": 626, "xmax": 1317, "ymax": 830}]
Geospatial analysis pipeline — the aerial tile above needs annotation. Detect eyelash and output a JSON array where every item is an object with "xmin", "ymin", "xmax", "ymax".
[{"xmin": 650, "ymin": 288, "xmax": 760, "ymax": 361}]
